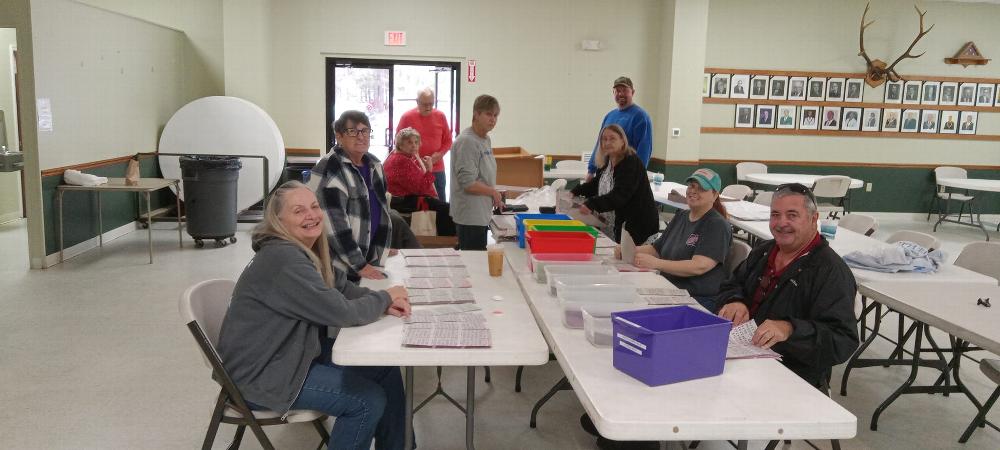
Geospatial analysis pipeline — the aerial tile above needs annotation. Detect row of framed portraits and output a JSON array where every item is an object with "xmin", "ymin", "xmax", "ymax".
[
  {"xmin": 734, "ymin": 104, "xmax": 980, "ymax": 134},
  {"xmin": 704, "ymin": 73, "xmax": 1000, "ymax": 107}
]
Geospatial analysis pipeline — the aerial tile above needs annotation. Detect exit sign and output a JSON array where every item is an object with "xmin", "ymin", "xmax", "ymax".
[{"xmin": 384, "ymin": 31, "xmax": 406, "ymax": 46}]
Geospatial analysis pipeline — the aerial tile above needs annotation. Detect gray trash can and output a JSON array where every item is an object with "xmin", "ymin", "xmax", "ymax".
[{"xmin": 180, "ymin": 155, "xmax": 242, "ymax": 248}]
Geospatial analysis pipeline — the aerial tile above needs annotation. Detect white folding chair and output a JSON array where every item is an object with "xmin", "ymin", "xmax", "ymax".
[
  {"xmin": 555, "ymin": 159, "xmax": 587, "ymax": 170},
  {"xmin": 724, "ymin": 240, "xmax": 752, "ymax": 275},
  {"xmin": 953, "ymin": 241, "xmax": 1000, "ymax": 283},
  {"xmin": 720, "ymin": 184, "xmax": 753, "ymax": 201},
  {"xmin": 813, "ymin": 176, "xmax": 852, "ymax": 218},
  {"xmin": 886, "ymin": 230, "xmax": 941, "ymax": 251},
  {"xmin": 753, "ymin": 191, "xmax": 773, "ymax": 206},
  {"xmin": 838, "ymin": 213, "xmax": 878, "ymax": 236},
  {"xmin": 959, "ymin": 359, "xmax": 1000, "ymax": 443},
  {"xmin": 735, "ymin": 162, "xmax": 767, "ymax": 181},
  {"xmin": 581, "ymin": 151, "xmax": 592, "ymax": 169},
  {"xmin": 179, "ymin": 279, "xmax": 329, "ymax": 450},
  {"xmin": 927, "ymin": 166, "xmax": 976, "ymax": 222}
]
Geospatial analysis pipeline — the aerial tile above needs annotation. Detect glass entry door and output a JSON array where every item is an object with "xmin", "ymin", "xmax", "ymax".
[{"xmin": 327, "ymin": 58, "xmax": 460, "ymax": 162}]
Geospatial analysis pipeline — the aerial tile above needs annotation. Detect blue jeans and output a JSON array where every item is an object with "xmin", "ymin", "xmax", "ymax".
[
  {"xmin": 291, "ymin": 360, "xmax": 406, "ymax": 450},
  {"xmin": 433, "ymin": 171, "xmax": 447, "ymax": 202}
]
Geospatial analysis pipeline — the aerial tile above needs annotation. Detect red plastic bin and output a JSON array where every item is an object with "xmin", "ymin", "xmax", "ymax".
[{"xmin": 526, "ymin": 230, "xmax": 596, "ymax": 255}]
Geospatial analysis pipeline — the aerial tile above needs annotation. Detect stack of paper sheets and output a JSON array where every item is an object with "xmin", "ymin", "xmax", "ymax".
[
  {"xmin": 637, "ymin": 287, "xmax": 697, "ymax": 305},
  {"xmin": 407, "ymin": 267, "xmax": 470, "ymax": 278},
  {"xmin": 407, "ymin": 287, "xmax": 477, "ymax": 305},
  {"xmin": 726, "ymin": 321, "xmax": 782, "ymax": 360},
  {"xmin": 402, "ymin": 310, "xmax": 492, "ymax": 348},
  {"xmin": 400, "ymin": 248, "xmax": 460, "ymax": 257},
  {"xmin": 404, "ymin": 277, "xmax": 473, "ymax": 289},
  {"xmin": 405, "ymin": 256, "xmax": 466, "ymax": 267}
]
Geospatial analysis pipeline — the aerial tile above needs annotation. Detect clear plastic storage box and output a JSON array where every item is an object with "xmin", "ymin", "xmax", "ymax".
[
  {"xmin": 583, "ymin": 307, "xmax": 614, "ymax": 346},
  {"xmin": 550, "ymin": 274, "xmax": 623, "ymax": 296},
  {"xmin": 557, "ymin": 283, "xmax": 639, "ymax": 328},
  {"xmin": 541, "ymin": 263, "xmax": 617, "ymax": 286},
  {"xmin": 530, "ymin": 253, "xmax": 602, "ymax": 280}
]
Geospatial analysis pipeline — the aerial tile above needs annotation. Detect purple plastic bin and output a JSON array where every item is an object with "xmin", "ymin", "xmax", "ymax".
[{"xmin": 611, "ymin": 306, "xmax": 730, "ymax": 386}]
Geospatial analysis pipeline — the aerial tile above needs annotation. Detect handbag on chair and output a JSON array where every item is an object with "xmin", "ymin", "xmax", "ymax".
[{"xmin": 410, "ymin": 197, "xmax": 438, "ymax": 236}]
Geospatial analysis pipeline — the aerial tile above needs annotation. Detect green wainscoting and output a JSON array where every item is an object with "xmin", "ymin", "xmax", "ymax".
[
  {"xmin": 43, "ymin": 158, "xmax": 174, "ymax": 255},
  {"xmin": 647, "ymin": 160, "xmax": 1000, "ymax": 214}
]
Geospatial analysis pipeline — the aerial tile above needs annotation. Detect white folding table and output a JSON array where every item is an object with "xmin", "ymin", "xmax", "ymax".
[
  {"xmin": 933, "ymin": 177, "xmax": 1000, "ymax": 241},
  {"xmin": 744, "ymin": 173, "xmax": 865, "ymax": 190},
  {"xmin": 504, "ymin": 243, "xmax": 857, "ymax": 447},
  {"xmin": 332, "ymin": 251, "xmax": 549, "ymax": 450}
]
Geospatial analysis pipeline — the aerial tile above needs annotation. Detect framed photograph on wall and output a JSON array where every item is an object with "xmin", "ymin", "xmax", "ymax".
[
  {"xmin": 799, "ymin": 106, "xmax": 819, "ymax": 130},
  {"xmin": 995, "ymin": 84, "xmax": 1000, "ymax": 107},
  {"xmin": 845, "ymin": 79, "xmax": 864, "ymax": 102},
  {"xmin": 900, "ymin": 109, "xmax": 920, "ymax": 133},
  {"xmin": 861, "ymin": 108, "xmax": 882, "ymax": 132},
  {"xmin": 939, "ymin": 110, "xmax": 959, "ymax": 134},
  {"xmin": 769, "ymin": 76, "xmax": 789, "ymax": 100},
  {"xmin": 750, "ymin": 75, "xmax": 769, "ymax": 100},
  {"xmin": 734, "ymin": 104, "xmax": 754, "ymax": 128},
  {"xmin": 920, "ymin": 110, "xmax": 939, "ymax": 133},
  {"xmin": 807, "ymin": 77, "xmax": 826, "ymax": 101},
  {"xmin": 884, "ymin": 80, "xmax": 903, "ymax": 104},
  {"xmin": 939, "ymin": 82, "xmax": 958, "ymax": 106},
  {"xmin": 921, "ymin": 81, "xmax": 940, "ymax": 105},
  {"xmin": 776, "ymin": 105, "xmax": 796, "ymax": 129},
  {"xmin": 703, "ymin": 73, "xmax": 711, "ymax": 97},
  {"xmin": 882, "ymin": 108, "xmax": 902, "ymax": 132},
  {"xmin": 788, "ymin": 77, "xmax": 807, "ymax": 101},
  {"xmin": 729, "ymin": 74, "xmax": 750, "ymax": 99},
  {"xmin": 826, "ymin": 78, "xmax": 846, "ymax": 102},
  {"xmin": 959, "ymin": 111, "xmax": 978, "ymax": 135},
  {"xmin": 711, "ymin": 74, "xmax": 731, "ymax": 98},
  {"xmin": 958, "ymin": 82, "xmax": 977, "ymax": 106},
  {"xmin": 821, "ymin": 106, "xmax": 841, "ymax": 130},
  {"xmin": 841, "ymin": 107, "xmax": 862, "ymax": 131},
  {"xmin": 902, "ymin": 81, "xmax": 922, "ymax": 104},
  {"xmin": 755, "ymin": 105, "xmax": 776, "ymax": 128},
  {"xmin": 976, "ymin": 84, "xmax": 995, "ymax": 106}
]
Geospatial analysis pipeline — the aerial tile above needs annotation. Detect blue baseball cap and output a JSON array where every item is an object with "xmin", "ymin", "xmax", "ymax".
[{"xmin": 686, "ymin": 168, "xmax": 722, "ymax": 192}]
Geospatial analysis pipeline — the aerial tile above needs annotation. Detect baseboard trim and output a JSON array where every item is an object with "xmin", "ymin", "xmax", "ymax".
[{"xmin": 43, "ymin": 221, "xmax": 140, "ymax": 267}]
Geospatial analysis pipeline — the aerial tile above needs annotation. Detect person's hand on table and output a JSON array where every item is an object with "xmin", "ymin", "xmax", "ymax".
[
  {"xmin": 752, "ymin": 319, "xmax": 793, "ymax": 349},
  {"xmin": 633, "ymin": 253, "xmax": 660, "ymax": 270},
  {"xmin": 579, "ymin": 204, "xmax": 592, "ymax": 215},
  {"xmin": 385, "ymin": 286, "xmax": 411, "ymax": 317},
  {"xmin": 718, "ymin": 302, "xmax": 750, "ymax": 326},
  {"xmin": 491, "ymin": 189, "xmax": 503, "ymax": 209},
  {"xmin": 359, "ymin": 264, "xmax": 386, "ymax": 279}
]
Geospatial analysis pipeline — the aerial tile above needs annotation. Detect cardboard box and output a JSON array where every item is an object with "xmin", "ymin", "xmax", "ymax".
[{"xmin": 493, "ymin": 146, "xmax": 543, "ymax": 187}]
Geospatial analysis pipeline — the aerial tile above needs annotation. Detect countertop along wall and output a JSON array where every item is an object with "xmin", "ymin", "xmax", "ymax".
[{"xmin": 222, "ymin": 0, "xmax": 664, "ymax": 159}]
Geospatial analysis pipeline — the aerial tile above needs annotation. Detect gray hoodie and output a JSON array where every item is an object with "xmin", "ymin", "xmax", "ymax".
[{"xmin": 217, "ymin": 237, "xmax": 391, "ymax": 414}]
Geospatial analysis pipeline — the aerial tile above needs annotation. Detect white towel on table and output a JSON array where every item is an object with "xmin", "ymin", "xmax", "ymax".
[{"xmin": 63, "ymin": 169, "xmax": 108, "ymax": 186}]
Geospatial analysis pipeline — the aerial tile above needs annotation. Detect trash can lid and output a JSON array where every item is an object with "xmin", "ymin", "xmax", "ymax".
[{"xmin": 179, "ymin": 155, "xmax": 243, "ymax": 170}]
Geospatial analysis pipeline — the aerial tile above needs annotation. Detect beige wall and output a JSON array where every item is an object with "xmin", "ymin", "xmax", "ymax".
[
  {"xmin": 30, "ymin": 0, "xmax": 201, "ymax": 169},
  {"xmin": 0, "ymin": 28, "xmax": 21, "ymax": 221},
  {"xmin": 74, "ymin": 0, "xmax": 225, "ymax": 98},
  {"xmin": 223, "ymin": 0, "xmax": 665, "ymax": 158},
  {"xmin": 701, "ymin": 0, "xmax": 1000, "ymax": 165}
]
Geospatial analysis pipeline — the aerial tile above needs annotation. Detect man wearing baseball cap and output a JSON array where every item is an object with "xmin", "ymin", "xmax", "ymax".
[{"xmin": 586, "ymin": 76, "xmax": 653, "ymax": 179}]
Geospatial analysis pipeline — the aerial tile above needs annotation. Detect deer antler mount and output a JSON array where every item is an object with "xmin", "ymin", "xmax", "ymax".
[{"xmin": 858, "ymin": 2, "xmax": 934, "ymax": 87}]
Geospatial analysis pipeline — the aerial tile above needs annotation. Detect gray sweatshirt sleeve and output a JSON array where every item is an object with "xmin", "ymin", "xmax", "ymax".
[
  {"xmin": 452, "ymin": 137, "xmax": 481, "ymax": 190},
  {"xmin": 263, "ymin": 245, "xmax": 391, "ymax": 327}
]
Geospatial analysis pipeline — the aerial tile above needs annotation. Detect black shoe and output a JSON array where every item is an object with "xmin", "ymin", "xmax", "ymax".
[
  {"xmin": 595, "ymin": 436, "xmax": 661, "ymax": 450},
  {"xmin": 580, "ymin": 413, "xmax": 599, "ymax": 436}
]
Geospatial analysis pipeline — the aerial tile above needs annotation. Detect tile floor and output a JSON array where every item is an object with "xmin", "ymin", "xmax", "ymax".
[{"xmin": 0, "ymin": 212, "xmax": 997, "ymax": 449}]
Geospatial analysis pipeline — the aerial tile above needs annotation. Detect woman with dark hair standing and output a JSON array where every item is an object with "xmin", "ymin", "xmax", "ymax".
[
  {"xmin": 218, "ymin": 181, "xmax": 410, "ymax": 450},
  {"xmin": 571, "ymin": 124, "xmax": 659, "ymax": 244}
]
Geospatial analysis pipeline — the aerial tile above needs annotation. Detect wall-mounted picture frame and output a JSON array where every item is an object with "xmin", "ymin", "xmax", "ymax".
[
  {"xmin": 841, "ymin": 107, "xmax": 862, "ymax": 131},
  {"xmin": 861, "ymin": 108, "xmax": 882, "ymax": 132},
  {"xmin": 769, "ymin": 75, "xmax": 789, "ymax": 100},
  {"xmin": 807, "ymin": 77, "xmax": 826, "ymax": 101},
  {"xmin": 788, "ymin": 77, "xmax": 807, "ymax": 101},
  {"xmin": 976, "ymin": 84, "xmax": 995, "ymax": 107},
  {"xmin": 939, "ymin": 110, "xmax": 959, "ymax": 134},
  {"xmin": 845, "ymin": 79, "xmax": 864, "ymax": 102},
  {"xmin": 958, "ymin": 82, "xmax": 977, "ymax": 106},
  {"xmin": 902, "ymin": 81, "xmax": 922, "ymax": 104},
  {"xmin": 826, "ymin": 78, "xmax": 846, "ymax": 102},
  {"xmin": 711, "ymin": 74, "xmax": 731, "ymax": 98},
  {"xmin": 776, "ymin": 105, "xmax": 796, "ymax": 129},
  {"xmin": 901, "ymin": 109, "xmax": 920, "ymax": 133},
  {"xmin": 729, "ymin": 74, "xmax": 750, "ymax": 99},
  {"xmin": 884, "ymin": 80, "xmax": 903, "ymax": 104},
  {"xmin": 750, "ymin": 75, "xmax": 769, "ymax": 100},
  {"xmin": 920, "ymin": 81, "xmax": 940, "ymax": 105},
  {"xmin": 799, "ymin": 105, "xmax": 819, "ymax": 130},
  {"xmin": 882, "ymin": 108, "xmax": 901, "ymax": 132},
  {"xmin": 821, "ymin": 106, "xmax": 841, "ymax": 130},
  {"xmin": 959, "ymin": 111, "xmax": 978, "ymax": 135},
  {"xmin": 735, "ymin": 104, "xmax": 754, "ymax": 128},
  {"xmin": 995, "ymin": 84, "xmax": 1000, "ymax": 107},
  {"xmin": 939, "ymin": 82, "xmax": 958, "ymax": 106},
  {"xmin": 755, "ymin": 105, "xmax": 776, "ymax": 128},
  {"xmin": 703, "ymin": 73, "xmax": 711, "ymax": 97},
  {"xmin": 920, "ymin": 110, "xmax": 939, "ymax": 134}
]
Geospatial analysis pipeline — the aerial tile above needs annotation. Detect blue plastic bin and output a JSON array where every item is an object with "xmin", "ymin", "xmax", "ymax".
[
  {"xmin": 611, "ymin": 306, "xmax": 730, "ymax": 386},
  {"xmin": 514, "ymin": 213, "xmax": 571, "ymax": 248}
]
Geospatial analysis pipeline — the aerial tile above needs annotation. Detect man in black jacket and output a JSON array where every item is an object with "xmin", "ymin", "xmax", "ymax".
[{"xmin": 717, "ymin": 184, "xmax": 859, "ymax": 388}]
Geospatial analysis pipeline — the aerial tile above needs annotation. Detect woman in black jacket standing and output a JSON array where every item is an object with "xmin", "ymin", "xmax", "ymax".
[{"xmin": 571, "ymin": 124, "xmax": 659, "ymax": 243}]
